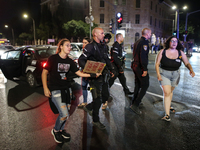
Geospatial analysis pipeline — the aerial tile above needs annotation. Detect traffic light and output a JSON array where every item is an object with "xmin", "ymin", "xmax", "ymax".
[
  {"xmin": 185, "ymin": 30, "xmax": 188, "ymax": 35},
  {"xmin": 116, "ymin": 12, "xmax": 123, "ymax": 29},
  {"xmin": 109, "ymin": 19, "xmax": 114, "ymax": 33}
]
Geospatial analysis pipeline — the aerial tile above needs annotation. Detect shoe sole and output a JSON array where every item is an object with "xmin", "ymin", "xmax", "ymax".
[
  {"xmin": 62, "ymin": 134, "xmax": 70, "ymax": 139},
  {"xmin": 51, "ymin": 129, "xmax": 63, "ymax": 143},
  {"xmin": 92, "ymin": 123, "xmax": 106, "ymax": 130},
  {"xmin": 83, "ymin": 107, "xmax": 92, "ymax": 116},
  {"xmin": 130, "ymin": 107, "xmax": 141, "ymax": 115}
]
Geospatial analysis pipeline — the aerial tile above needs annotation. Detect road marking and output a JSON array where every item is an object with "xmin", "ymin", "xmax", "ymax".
[{"xmin": 114, "ymin": 82, "xmax": 164, "ymax": 98}]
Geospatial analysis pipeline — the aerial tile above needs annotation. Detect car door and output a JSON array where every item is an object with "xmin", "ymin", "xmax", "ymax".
[{"xmin": 0, "ymin": 50, "xmax": 22, "ymax": 79}]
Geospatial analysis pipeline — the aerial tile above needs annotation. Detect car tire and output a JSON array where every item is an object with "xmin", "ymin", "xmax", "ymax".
[{"xmin": 26, "ymin": 72, "xmax": 37, "ymax": 88}]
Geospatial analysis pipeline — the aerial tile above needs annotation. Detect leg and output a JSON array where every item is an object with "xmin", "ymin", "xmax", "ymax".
[
  {"xmin": 118, "ymin": 72, "xmax": 130, "ymax": 93},
  {"xmin": 161, "ymin": 85, "xmax": 174, "ymax": 116},
  {"xmin": 51, "ymin": 90, "xmax": 69, "ymax": 131},
  {"xmin": 102, "ymin": 80, "xmax": 110, "ymax": 110},
  {"xmin": 82, "ymin": 77, "xmax": 89, "ymax": 103},
  {"xmin": 51, "ymin": 90, "xmax": 70, "ymax": 143},
  {"xmin": 133, "ymin": 67, "xmax": 149, "ymax": 106}
]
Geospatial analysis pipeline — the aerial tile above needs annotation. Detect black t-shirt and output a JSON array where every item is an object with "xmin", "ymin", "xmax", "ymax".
[{"xmin": 44, "ymin": 54, "xmax": 79, "ymax": 91}]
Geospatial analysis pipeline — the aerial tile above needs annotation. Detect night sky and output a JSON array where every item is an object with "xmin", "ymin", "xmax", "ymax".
[{"xmin": 0, "ymin": 0, "xmax": 199, "ymax": 42}]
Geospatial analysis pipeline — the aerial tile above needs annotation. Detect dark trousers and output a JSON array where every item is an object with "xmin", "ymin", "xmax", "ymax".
[
  {"xmin": 132, "ymin": 66, "xmax": 149, "ymax": 106},
  {"xmin": 86, "ymin": 77, "xmax": 109, "ymax": 122},
  {"xmin": 109, "ymin": 64, "xmax": 129, "ymax": 93}
]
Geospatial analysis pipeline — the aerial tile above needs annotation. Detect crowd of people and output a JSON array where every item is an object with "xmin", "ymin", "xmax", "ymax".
[{"xmin": 42, "ymin": 27, "xmax": 195, "ymax": 143}]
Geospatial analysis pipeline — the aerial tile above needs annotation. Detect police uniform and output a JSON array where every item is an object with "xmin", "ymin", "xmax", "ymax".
[
  {"xmin": 131, "ymin": 36, "xmax": 150, "ymax": 106},
  {"xmin": 109, "ymin": 41, "xmax": 131, "ymax": 94},
  {"xmin": 78, "ymin": 40, "xmax": 114, "ymax": 122}
]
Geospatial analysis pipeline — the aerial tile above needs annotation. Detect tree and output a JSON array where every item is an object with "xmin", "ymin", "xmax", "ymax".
[{"xmin": 63, "ymin": 20, "xmax": 98, "ymax": 40}]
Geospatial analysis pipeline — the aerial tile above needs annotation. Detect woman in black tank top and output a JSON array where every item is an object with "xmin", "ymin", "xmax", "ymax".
[{"xmin": 155, "ymin": 36, "xmax": 195, "ymax": 121}]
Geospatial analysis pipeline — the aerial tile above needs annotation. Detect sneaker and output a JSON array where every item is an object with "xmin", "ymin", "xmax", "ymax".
[
  {"xmin": 162, "ymin": 115, "xmax": 171, "ymax": 121},
  {"xmin": 78, "ymin": 102, "xmax": 87, "ymax": 108},
  {"xmin": 92, "ymin": 121, "xmax": 106, "ymax": 130},
  {"xmin": 61, "ymin": 130, "xmax": 71, "ymax": 139},
  {"xmin": 130, "ymin": 105, "xmax": 141, "ymax": 115},
  {"xmin": 83, "ymin": 106, "xmax": 92, "ymax": 116},
  {"xmin": 51, "ymin": 129, "xmax": 63, "ymax": 143},
  {"xmin": 125, "ymin": 91, "xmax": 134, "ymax": 95}
]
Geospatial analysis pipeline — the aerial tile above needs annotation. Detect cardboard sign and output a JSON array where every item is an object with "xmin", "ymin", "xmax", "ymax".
[{"xmin": 83, "ymin": 60, "xmax": 106, "ymax": 73}]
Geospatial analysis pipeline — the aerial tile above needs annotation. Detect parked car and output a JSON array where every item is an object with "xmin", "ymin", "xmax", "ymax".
[
  {"xmin": 0, "ymin": 46, "xmax": 78, "ymax": 87},
  {"xmin": 71, "ymin": 42, "xmax": 83, "ymax": 50},
  {"xmin": 0, "ymin": 45, "xmax": 15, "ymax": 56}
]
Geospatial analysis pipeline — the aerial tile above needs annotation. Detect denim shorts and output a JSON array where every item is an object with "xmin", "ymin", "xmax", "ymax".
[{"xmin": 159, "ymin": 68, "xmax": 180, "ymax": 87}]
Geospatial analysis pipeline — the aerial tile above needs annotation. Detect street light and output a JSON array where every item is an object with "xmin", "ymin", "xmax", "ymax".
[
  {"xmin": 23, "ymin": 14, "xmax": 36, "ymax": 45},
  {"xmin": 172, "ymin": 5, "xmax": 187, "ymax": 39},
  {"xmin": 5, "ymin": 25, "xmax": 15, "ymax": 46}
]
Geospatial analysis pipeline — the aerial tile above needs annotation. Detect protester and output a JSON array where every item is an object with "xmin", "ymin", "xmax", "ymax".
[
  {"xmin": 78, "ymin": 37, "xmax": 91, "ymax": 108},
  {"xmin": 130, "ymin": 28, "xmax": 152, "ymax": 115},
  {"xmin": 41, "ymin": 38, "xmax": 100, "ymax": 143},
  {"xmin": 155, "ymin": 36, "xmax": 195, "ymax": 121}
]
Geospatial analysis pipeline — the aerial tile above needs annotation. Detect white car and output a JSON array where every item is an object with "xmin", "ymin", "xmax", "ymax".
[
  {"xmin": 0, "ymin": 45, "xmax": 15, "ymax": 56},
  {"xmin": 193, "ymin": 46, "xmax": 199, "ymax": 52}
]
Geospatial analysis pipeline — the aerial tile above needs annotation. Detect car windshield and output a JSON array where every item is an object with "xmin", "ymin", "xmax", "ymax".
[{"xmin": 36, "ymin": 48, "xmax": 56, "ymax": 58}]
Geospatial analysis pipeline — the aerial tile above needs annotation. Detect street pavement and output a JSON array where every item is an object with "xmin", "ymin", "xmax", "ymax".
[{"xmin": 0, "ymin": 51, "xmax": 200, "ymax": 150}]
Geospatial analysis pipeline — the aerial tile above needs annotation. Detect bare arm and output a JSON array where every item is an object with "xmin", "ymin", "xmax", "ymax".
[
  {"xmin": 75, "ymin": 70, "xmax": 101, "ymax": 78},
  {"xmin": 181, "ymin": 51, "xmax": 195, "ymax": 77},
  {"xmin": 155, "ymin": 49, "xmax": 163, "ymax": 81},
  {"xmin": 41, "ymin": 69, "xmax": 51, "ymax": 97}
]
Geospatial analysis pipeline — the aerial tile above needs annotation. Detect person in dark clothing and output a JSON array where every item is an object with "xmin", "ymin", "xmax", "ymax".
[
  {"xmin": 109, "ymin": 33, "xmax": 133, "ymax": 95},
  {"xmin": 103, "ymin": 32, "xmax": 112, "ymax": 54},
  {"xmin": 78, "ymin": 27, "xmax": 115, "ymax": 130},
  {"xmin": 130, "ymin": 28, "xmax": 152, "ymax": 115},
  {"xmin": 42, "ymin": 38, "xmax": 101, "ymax": 143}
]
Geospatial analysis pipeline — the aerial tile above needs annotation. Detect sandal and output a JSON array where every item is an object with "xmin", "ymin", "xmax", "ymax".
[
  {"xmin": 170, "ymin": 107, "xmax": 176, "ymax": 113},
  {"xmin": 102, "ymin": 101, "xmax": 108, "ymax": 110},
  {"xmin": 162, "ymin": 115, "xmax": 171, "ymax": 121},
  {"xmin": 78, "ymin": 103, "xmax": 87, "ymax": 108}
]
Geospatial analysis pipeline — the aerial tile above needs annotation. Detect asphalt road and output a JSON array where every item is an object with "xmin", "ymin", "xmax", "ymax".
[{"xmin": 0, "ymin": 52, "xmax": 200, "ymax": 150}]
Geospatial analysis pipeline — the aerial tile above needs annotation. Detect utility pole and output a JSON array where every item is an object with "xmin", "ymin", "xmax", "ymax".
[{"xmin": 103, "ymin": 0, "xmax": 117, "ymax": 41}]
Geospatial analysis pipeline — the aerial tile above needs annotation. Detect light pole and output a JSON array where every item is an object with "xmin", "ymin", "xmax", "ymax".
[
  {"xmin": 85, "ymin": 0, "xmax": 94, "ymax": 39},
  {"xmin": 5, "ymin": 25, "xmax": 15, "ymax": 45},
  {"xmin": 103, "ymin": 0, "xmax": 117, "ymax": 41},
  {"xmin": 172, "ymin": 5, "xmax": 187, "ymax": 39},
  {"xmin": 23, "ymin": 14, "xmax": 36, "ymax": 45}
]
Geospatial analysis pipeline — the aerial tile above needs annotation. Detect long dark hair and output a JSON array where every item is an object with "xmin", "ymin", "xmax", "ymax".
[
  {"xmin": 83, "ymin": 37, "xmax": 91, "ymax": 43},
  {"xmin": 164, "ymin": 36, "xmax": 183, "ymax": 51},
  {"xmin": 56, "ymin": 38, "xmax": 70, "ymax": 54}
]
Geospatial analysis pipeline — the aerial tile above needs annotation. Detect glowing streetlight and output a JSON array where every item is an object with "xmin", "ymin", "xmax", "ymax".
[
  {"xmin": 23, "ymin": 14, "xmax": 36, "ymax": 45},
  {"xmin": 172, "ymin": 5, "xmax": 187, "ymax": 39},
  {"xmin": 5, "ymin": 25, "xmax": 15, "ymax": 45}
]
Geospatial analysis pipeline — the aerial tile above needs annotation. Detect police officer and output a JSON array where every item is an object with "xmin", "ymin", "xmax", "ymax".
[
  {"xmin": 109, "ymin": 33, "xmax": 133, "ymax": 95},
  {"xmin": 103, "ymin": 33, "xmax": 112, "ymax": 54},
  {"xmin": 130, "ymin": 28, "xmax": 151, "ymax": 115},
  {"xmin": 78, "ymin": 27, "xmax": 115, "ymax": 130}
]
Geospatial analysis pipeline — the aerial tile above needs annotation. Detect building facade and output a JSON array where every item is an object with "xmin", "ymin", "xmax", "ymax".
[{"xmin": 41, "ymin": 0, "xmax": 175, "ymax": 47}]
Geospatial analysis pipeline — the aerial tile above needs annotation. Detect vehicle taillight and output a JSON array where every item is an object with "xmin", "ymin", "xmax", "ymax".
[{"xmin": 42, "ymin": 62, "xmax": 47, "ymax": 68}]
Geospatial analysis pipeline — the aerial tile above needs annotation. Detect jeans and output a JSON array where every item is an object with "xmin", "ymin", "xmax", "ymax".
[
  {"xmin": 51, "ymin": 90, "xmax": 69, "ymax": 131},
  {"xmin": 82, "ymin": 77, "xmax": 89, "ymax": 103}
]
